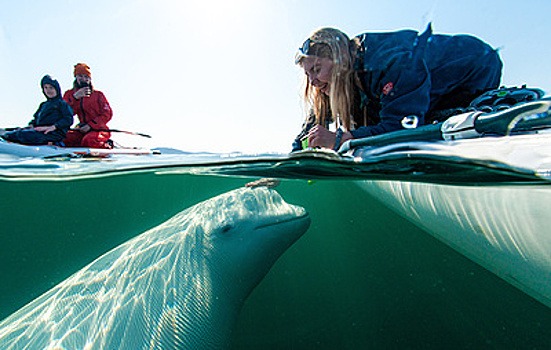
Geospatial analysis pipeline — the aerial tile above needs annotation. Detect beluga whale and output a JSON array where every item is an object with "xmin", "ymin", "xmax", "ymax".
[{"xmin": 0, "ymin": 186, "xmax": 310, "ymax": 349}]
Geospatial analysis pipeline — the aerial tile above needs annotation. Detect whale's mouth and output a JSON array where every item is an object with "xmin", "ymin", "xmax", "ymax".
[{"xmin": 254, "ymin": 213, "xmax": 310, "ymax": 230}]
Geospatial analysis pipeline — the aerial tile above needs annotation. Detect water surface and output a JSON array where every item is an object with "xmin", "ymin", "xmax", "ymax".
[{"xmin": 1, "ymin": 152, "xmax": 550, "ymax": 349}]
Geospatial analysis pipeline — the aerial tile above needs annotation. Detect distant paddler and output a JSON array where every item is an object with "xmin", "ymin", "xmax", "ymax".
[{"xmin": 1, "ymin": 75, "xmax": 73, "ymax": 146}]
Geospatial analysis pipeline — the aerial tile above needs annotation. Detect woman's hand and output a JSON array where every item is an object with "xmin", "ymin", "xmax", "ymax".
[
  {"xmin": 307, "ymin": 125, "xmax": 353, "ymax": 149},
  {"xmin": 307, "ymin": 125, "xmax": 336, "ymax": 149},
  {"xmin": 73, "ymin": 87, "xmax": 91, "ymax": 99},
  {"xmin": 34, "ymin": 125, "xmax": 56, "ymax": 134}
]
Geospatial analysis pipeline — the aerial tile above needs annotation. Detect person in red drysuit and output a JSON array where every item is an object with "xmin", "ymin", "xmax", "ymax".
[{"xmin": 63, "ymin": 63, "xmax": 113, "ymax": 148}]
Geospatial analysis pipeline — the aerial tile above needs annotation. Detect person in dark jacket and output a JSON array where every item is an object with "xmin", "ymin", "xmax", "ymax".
[
  {"xmin": 1, "ymin": 75, "xmax": 73, "ymax": 145},
  {"xmin": 292, "ymin": 24, "xmax": 503, "ymax": 151}
]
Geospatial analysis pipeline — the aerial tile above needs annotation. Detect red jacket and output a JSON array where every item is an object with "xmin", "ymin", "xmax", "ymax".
[{"xmin": 63, "ymin": 88, "xmax": 113, "ymax": 130}]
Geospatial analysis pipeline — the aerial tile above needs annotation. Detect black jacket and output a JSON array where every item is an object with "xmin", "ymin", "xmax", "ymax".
[{"xmin": 29, "ymin": 75, "xmax": 74, "ymax": 138}]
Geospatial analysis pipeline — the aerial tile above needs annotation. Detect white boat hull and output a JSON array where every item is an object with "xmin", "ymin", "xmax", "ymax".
[{"xmin": 358, "ymin": 180, "xmax": 551, "ymax": 308}]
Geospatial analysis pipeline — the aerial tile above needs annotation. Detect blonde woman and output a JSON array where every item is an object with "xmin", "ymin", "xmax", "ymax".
[{"xmin": 293, "ymin": 24, "xmax": 502, "ymax": 151}]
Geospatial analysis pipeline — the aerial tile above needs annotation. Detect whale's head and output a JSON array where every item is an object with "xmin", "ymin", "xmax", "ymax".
[
  {"xmin": 0, "ymin": 186, "xmax": 310, "ymax": 350},
  {"xmin": 184, "ymin": 187, "xmax": 310, "ymax": 296}
]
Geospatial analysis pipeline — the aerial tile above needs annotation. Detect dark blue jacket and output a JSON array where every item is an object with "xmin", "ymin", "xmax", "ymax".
[
  {"xmin": 2, "ymin": 75, "xmax": 73, "ymax": 145},
  {"xmin": 292, "ymin": 25, "xmax": 502, "ymax": 150},
  {"xmin": 29, "ymin": 75, "xmax": 74, "ymax": 137}
]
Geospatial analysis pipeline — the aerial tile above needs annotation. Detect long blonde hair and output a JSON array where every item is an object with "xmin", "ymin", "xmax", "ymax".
[{"xmin": 297, "ymin": 28, "xmax": 357, "ymax": 131}]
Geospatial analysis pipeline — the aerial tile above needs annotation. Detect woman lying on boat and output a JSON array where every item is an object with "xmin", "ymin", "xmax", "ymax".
[
  {"xmin": 292, "ymin": 24, "xmax": 503, "ymax": 151},
  {"xmin": 1, "ymin": 75, "xmax": 73, "ymax": 145}
]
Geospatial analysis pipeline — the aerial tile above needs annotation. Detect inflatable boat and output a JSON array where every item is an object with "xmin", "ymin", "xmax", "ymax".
[
  {"xmin": 348, "ymin": 98, "xmax": 551, "ymax": 309},
  {"xmin": 1, "ymin": 97, "xmax": 550, "ymax": 311}
]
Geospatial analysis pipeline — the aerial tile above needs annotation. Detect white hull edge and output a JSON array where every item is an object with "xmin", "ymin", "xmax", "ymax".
[{"xmin": 357, "ymin": 180, "xmax": 551, "ymax": 309}]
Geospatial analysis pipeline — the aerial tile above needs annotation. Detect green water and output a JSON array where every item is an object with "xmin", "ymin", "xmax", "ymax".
[{"xmin": 1, "ymin": 172, "xmax": 550, "ymax": 349}]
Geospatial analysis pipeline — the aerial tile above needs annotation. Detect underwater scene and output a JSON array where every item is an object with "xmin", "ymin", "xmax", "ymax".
[{"xmin": 0, "ymin": 151, "xmax": 550, "ymax": 349}]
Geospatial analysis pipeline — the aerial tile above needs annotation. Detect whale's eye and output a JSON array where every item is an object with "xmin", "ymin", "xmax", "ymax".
[{"xmin": 220, "ymin": 224, "xmax": 233, "ymax": 234}]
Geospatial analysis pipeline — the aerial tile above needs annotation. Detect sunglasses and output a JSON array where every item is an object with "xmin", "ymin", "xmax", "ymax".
[{"xmin": 294, "ymin": 38, "xmax": 313, "ymax": 64}]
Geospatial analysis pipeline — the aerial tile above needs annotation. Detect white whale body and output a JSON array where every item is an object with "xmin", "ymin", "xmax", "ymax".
[{"xmin": 0, "ymin": 187, "xmax": 310, "ymax": 349}]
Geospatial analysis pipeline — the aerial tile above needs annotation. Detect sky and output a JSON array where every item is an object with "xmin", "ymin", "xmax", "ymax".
[{"xmin": 1, "ymin": 0, "xmax": 550, "ymax": 153}]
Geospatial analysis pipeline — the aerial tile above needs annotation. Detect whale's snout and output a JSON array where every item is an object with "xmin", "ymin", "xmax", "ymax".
[{"xmin": 255, "ymin": 212, "xmax": 310, "ymax": 233}]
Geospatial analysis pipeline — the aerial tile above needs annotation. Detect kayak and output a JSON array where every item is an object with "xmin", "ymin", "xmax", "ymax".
[{"xmin": 0, "ymin": 138, "xmax": 159, "ymax": 158}]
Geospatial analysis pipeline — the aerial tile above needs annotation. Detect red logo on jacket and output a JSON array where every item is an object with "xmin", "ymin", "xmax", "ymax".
[{"xmin": 382, "ymin": 82, "xmax": 394, "ymax": 95}]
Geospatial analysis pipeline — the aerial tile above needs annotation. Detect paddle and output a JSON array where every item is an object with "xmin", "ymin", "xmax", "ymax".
[
  {"xmin": 91, "ymin": 129, "xmax": 152, "ymax": 138},
  {"xmin": 1, "ymin": 127, "xmax": 151, "ymax": 138}
]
